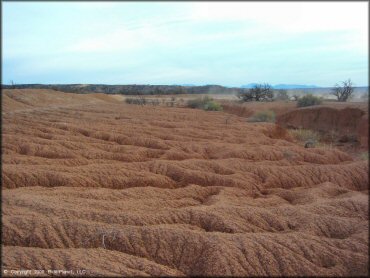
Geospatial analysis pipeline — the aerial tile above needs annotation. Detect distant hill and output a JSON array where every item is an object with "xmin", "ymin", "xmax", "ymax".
[
  {"xmin": 240, "ymin": 83, "xmax": 259, "ymax": 89},
  {"xmin": 171, "ymin": 84, "xmax": 196, "ymax": 87},
  {"xmin": 3, "ymin": 84, "xmax": 367, "ymax": 98},
  {"xmin": 273, "ymin": 84, "xmax": 319, "ymax": 89},
  {"xmin": 1, "ymin": 84, "xmax": 247, "ymax": 95}
]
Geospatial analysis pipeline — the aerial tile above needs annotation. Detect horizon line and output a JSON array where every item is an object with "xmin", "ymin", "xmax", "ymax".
[{"xmin": 2, "ymin": 83, "xmax": 369, "ymax": 88}]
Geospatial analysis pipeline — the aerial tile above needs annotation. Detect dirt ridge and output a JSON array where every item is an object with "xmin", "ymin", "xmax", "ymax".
[{"xmin": 2, "ymin": 89, "xmax": 368, "ymax": 276}]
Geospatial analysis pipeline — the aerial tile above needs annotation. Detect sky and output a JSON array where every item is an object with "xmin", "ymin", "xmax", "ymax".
[{"xmin": 2, "ymin": 1, "xmax": 368, "ymax": 87}]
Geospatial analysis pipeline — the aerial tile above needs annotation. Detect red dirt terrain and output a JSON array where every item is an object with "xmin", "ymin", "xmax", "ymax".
[{"xmin": 2, "ymin": 89, "xmax": 369, "ymax": 276}]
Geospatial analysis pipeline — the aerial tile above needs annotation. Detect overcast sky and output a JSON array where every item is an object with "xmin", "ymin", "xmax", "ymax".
[{"xmin": 2, "ymin": 1, "xmax": 368, "ymax": 87}]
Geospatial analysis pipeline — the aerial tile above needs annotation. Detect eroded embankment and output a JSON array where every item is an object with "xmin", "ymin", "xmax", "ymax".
[
  {"xmin": 1, "ymin": 89, "xmax": 369, "ymax": 277},
  {"xmin": 277, "ymin": 105, "xmax": 369, "ymax": 148}
]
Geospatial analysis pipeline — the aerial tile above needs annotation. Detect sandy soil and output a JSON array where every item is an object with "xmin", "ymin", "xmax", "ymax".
[{"xmin": 2, "ymin": 89, "xmax": 369, "ymax": 276}]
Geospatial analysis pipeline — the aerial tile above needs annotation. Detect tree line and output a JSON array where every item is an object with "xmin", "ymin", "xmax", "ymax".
[
  {"xmin": 237, "ymin": 79, "xmax": 356, "ymax": 102},
  {"xmin": 3, "ymin": 79, "xmax": 360, "ymax": 102}
]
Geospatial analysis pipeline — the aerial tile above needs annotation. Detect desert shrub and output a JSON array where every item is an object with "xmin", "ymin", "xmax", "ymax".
[
  {"xmin": 187, "ymin": 98, "xmax": 204, "ymax": 109},
  {"xmin": 320, "ymin": 129, "xmax": 340, "ymax": 143},
  {"xmin": 125, "ymin": 97, "xmax": 146, "ymax": 105},
  {"xmin": 204, "ymin": 101, "xmax": 223, "ymax": 111},
  {"xmin": 248, "ymin": 110, "xmax": 276, "ymax": 123},
  {"xmin": 297, "ymin": 94, "xmax": 322, "ymax": 107},
  {"xmin": 289, "ymin": 128, "xmax": 321, "ymax": 142},
  {"xmin": 186, "ymin": 96, "xmax": 222, "ymax": 111},
  {"xmin": 125, "ymin": 98, "xmax": 133, "ymax": 104}
]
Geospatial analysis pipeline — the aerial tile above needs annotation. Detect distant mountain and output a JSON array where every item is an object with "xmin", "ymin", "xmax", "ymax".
[
  {"xmin": 241, "ymin": 83, "xmax": 319, "ymax": 89},
  {"xmin": 180, "ymin": 84, "xmax": 196, "ymax": 87},
  {"xmin": 273, "ymin": 84, "xmax": 319, "ymax": 89},
  {"xmin": 240, "ymin": 83, "xmax": 259, "ymax": 89}
]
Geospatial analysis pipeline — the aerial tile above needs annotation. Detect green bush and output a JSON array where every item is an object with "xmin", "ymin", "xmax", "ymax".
[
  {"xmin": 204, "ymin": 101, "xmax": 223, "ymax": 111},
  {"xmin": 186, "ymin": 96, "xmax": 222, "ymax": 111},
  {"xmin": 297, "ymin": 94, "xmax": 322, "ymax": 107},
  {"xmin": 248, "ymin": 110, "xmax": 276, "ymax": 123},
  {"xmin": 187, "ymin": 97, "xmax": 208, "ymax": 109}
]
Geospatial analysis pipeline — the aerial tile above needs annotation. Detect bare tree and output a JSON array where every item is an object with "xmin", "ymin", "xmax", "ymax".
[
  {"xmin": 237, "ymin": 83, "xmax": 274, "ymax": 102},
  {"xmin": 135, "ymin": 91, "xmax": 146, "ymax": 106},
  {"xmin": 331, "ymin": 79, "xmax": 354, "ymax": 102}
]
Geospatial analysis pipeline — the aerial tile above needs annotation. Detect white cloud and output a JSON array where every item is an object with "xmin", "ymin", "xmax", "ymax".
[
  {"xmin": 67, "ymin": 29, "xmax": 138, "ymax": 53},
  {"xmin": 66, "ymin": 19, "xmax": 185, "ymax": 54},
  {"xmin": 67, "ymin": 2, "xmax": 367, "ymax": 55},
  {"xmin": 190, "ymin": 2, "xmax": 367, "ymax": 33}
]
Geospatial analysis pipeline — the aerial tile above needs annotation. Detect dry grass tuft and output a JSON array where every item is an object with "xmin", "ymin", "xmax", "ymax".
[
  {"xmin": 247, "ymin": 110, "xmax": 276, "ymax": 123},
  {"xmin": 289, "ymin": 128, "xmax": 322, "ymax": 142}
]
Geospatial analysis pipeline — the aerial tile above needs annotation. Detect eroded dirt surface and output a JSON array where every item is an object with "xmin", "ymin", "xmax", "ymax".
[{"xmin": 2, "ymin": 89, "xmax": 369, "ymax": 276}]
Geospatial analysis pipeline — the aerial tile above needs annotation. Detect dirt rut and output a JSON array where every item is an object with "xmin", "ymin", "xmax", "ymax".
[{"xmin": 2, "ymin": 89, "xmax": 369, "ymax": 276}]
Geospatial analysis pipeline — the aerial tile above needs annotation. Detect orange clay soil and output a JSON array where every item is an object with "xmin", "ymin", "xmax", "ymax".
[{"xmin": 2, "ymin": 89, "xmax": 369, "ymax": 277}]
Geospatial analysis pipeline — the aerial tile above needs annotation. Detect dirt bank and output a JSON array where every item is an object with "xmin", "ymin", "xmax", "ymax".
[{"xmin": 277, "ymin": 106, "xmax": 368, "ymax": 148}]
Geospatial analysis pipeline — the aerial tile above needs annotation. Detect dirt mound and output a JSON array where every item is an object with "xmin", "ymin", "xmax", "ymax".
[
  {"xmin": 2, "ymin": 90, "xmax": 369, "ymax": 276},
  {"xmin": 277, "ymin": 105, "xmax": 368, "ymax": 148},
  {"xmin": 2, "ymin": 89, "xmax": 120, "ymax": 113}
]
